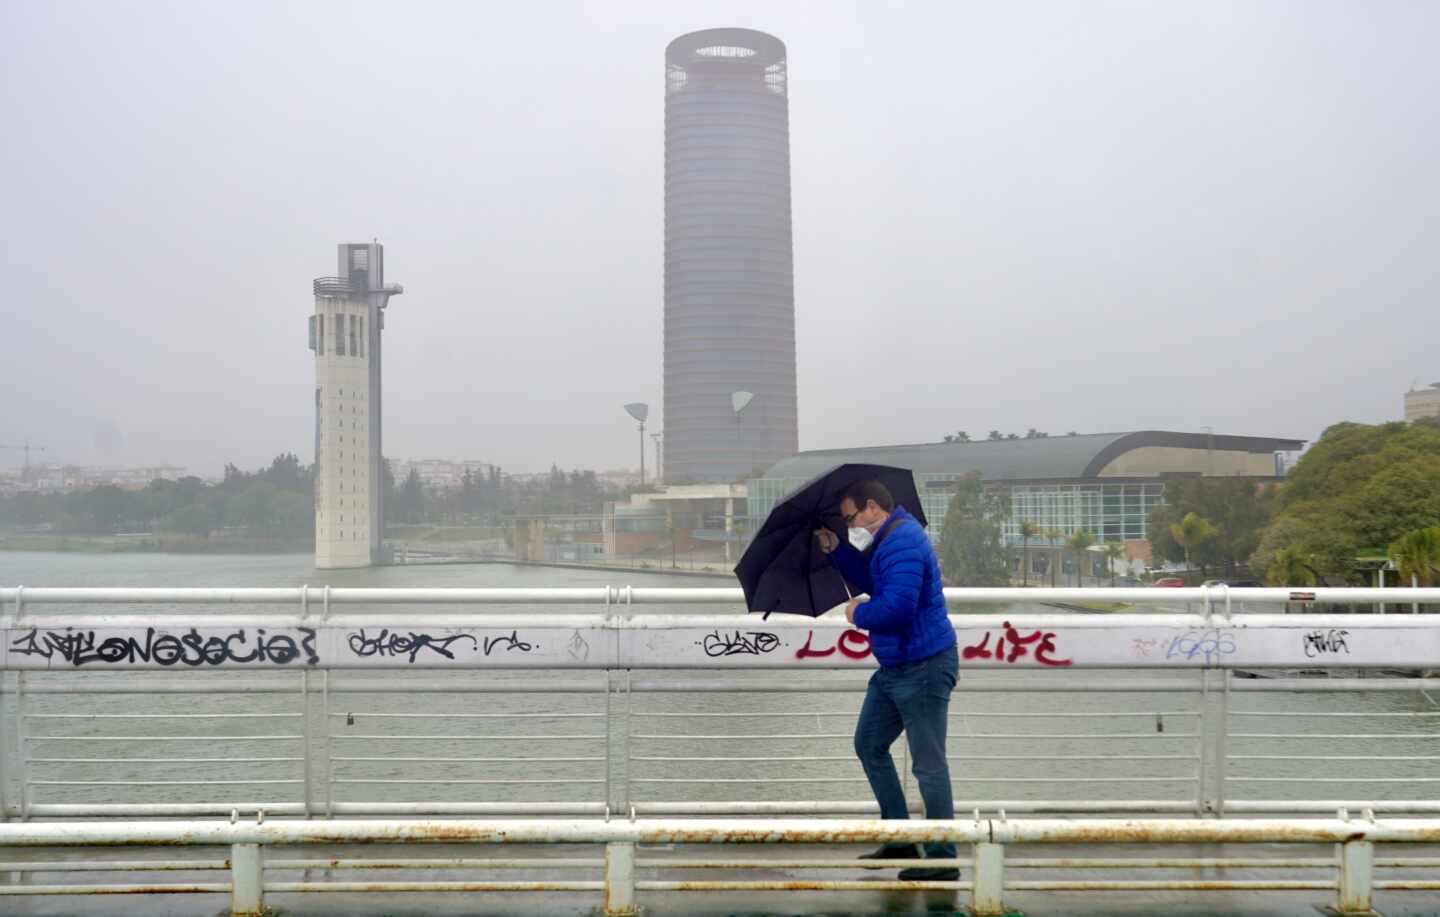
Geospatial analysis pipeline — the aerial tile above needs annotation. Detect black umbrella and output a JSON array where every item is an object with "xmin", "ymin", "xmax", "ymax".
[{"xmin": 734, "ymin": 463, "xmax": 927, "ymax": 617}]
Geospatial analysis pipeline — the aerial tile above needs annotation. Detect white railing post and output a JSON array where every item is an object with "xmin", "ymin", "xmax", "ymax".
[
  {"xmin": 230, "ymin": 842, "xmax": 264, "ymax": 916},
  {"xmin": 1334, "ymin": 838, "xmax": 1375, "ymax": 915},
  {"xmin": 603, "ymin": 840, "xmax": 638, "ymax": 916},
  {"xmin": 971, "ymin": 840, "xmax": 1005, "ymax": 916}
]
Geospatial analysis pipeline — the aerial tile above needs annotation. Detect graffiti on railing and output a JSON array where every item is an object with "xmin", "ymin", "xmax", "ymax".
[
  {"xmin": 483, "ymin": 631, "xmax": 535, "ymax": 655},
  {"xmin": 8, "ymin": 627, "xmax": 319, "ymax": 667},
  {"xmin": 961, "ymin": 622, "xmax": 1072, "ymax": 666},
  {"xmin": 1165, "ymin": 629, "xmax": 1237, "ymax": 664},
  {"xmin": 1302, "ymin": 628, "xmax": 1351, "ymax": 658},
  {"xmin": 794, "ymin": 628, "xmax": 872, "ymax": 660},
  {"xmin": 698, "ymin": 629, "xmax": 782, "ymax": 657},
  {"xmin": 348, "ymin": 628, "xmax": 479, "ymax": 663}
]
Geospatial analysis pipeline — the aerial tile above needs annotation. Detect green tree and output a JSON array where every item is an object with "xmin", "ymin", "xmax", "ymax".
[
  {"xmin": 1266, "ymin": 544, "xmax": 1318, "ymax": 587},
  {"xmin": 1168, "ymin": 512, "xmax": 1218, "ymax": 576},
  {"xmin": 1018, "ymin": 520, "xmax": 1041, "ymax": 586},
  {"xmin": 1251, "ymin": 420, "xmax": 1440, "ymax": 583},
  {"xmin": 1146, "ymin": 479, "xmax": 1275, "ymax": 575},
  {"xmin": 1103, "ymin": 541, "xmax": 1126, "ymax": 585},
  {"xmin": 1389, "ymin": 526, "xmax": 1440, "ymax": 587},
  {"xmin": 938, "ymin": 472, "xmax": 1011, "ymax": 586},
  {"xmin": 1065, "ymin": 529, "xmax": 1096, "ymax": 586},
  {"xmin": 160, "ymin": 503, "xmax": 216, "ymax": 538}
]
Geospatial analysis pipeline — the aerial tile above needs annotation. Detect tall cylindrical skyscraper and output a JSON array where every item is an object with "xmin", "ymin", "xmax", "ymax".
[{"xmin": 664, "ymin": 28, "xmax": 797, "ymax": 483}]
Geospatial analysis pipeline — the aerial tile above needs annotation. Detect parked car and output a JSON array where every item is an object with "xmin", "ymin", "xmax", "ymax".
[{"xmin": 1150, "ymin": 577, "xmax": 1186, "ymax": 587}]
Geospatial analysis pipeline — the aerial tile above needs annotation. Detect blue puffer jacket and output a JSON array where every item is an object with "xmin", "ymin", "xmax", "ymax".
[{"xmin": 828, "ymin": 506, "xmax": 956, "ymax": 667}]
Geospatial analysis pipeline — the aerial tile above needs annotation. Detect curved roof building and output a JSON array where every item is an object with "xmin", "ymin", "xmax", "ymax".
[
  {"xmin": 751, "ymin": 431, "xmax": 1306, "ymax": 546},
  {"xmin": 663, "ymin": 28, "xmax": 797, "ymax": 483}
]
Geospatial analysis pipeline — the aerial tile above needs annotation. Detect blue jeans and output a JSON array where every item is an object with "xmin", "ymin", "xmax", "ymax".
[{"xmin": 853, "ymin": 644, "xmax": 959, "ymax": 859}]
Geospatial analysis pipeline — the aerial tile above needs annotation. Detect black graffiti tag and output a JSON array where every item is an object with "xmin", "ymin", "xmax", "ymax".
[
  {"xmin": 699, "ymin": 629, "xmax": 781, "ymax": 657},
  {"xmin": 1302, "ymin": 628, "xmax": 1351, "ymax": 658},
  {"xmin": 348, "ymin": 629, "xmax": 480, "ymax": 663},
  {"xmin": 483, "ymin": 631, "xmax": 535, "ymax": 655},
  {"xmin": 8, "ymin": 627, "xmax": 318, "ymax": 667}
]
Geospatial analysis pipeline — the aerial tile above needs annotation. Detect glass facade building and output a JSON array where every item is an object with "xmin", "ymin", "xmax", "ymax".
[{"xmin": 745, "ymin": 431, "xmax": 1302, "ymax": 551}]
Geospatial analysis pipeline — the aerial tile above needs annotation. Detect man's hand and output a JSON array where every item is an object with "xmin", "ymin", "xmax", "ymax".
[
  {"xmin": 845, "ymin": 597, "xmax": 863, "ymax": 623},
  {"xmin": 815, "ymin": 528, "xmax": 839, "ymax": 554}
]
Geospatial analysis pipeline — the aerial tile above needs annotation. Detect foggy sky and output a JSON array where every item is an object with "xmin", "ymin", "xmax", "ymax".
[{"xmin": 2, "ymin": 1, "xmax": 1436, "ymax": 478}]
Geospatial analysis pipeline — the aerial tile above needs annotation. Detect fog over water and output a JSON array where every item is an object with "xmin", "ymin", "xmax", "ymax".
[{"xmin": 3, "ymin": 1, "xmax": 1437, "ymax": 476}]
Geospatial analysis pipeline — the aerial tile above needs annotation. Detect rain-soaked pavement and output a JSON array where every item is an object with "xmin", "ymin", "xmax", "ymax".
[{"xmin": 4, "ymin": 840, "xmax": 1439, "ymax": 916}]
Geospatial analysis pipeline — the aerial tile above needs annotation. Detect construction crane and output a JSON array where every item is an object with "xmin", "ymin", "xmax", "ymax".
[{"xmin": 0, "ymin": 441, "xmax": 47, "ymax": 478}]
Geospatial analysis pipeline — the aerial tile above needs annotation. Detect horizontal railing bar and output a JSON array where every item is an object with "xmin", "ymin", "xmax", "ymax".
[
  {"xmin": 29, "ymin": 779, "xmax": 303, "ymax": 787},
  {"xmin": 327, "ymin": 803, "xmax": 608, "ymax": 815},
  {"xmin": 1230, "ymin": 734, "xmax": 1440, "ymax": 740},
  {"xmin": 1228, "ymin": 777, "xmax": 1440, "ymax": 783},
  {"xmin": 635, "ymin": 879, "xmax": 970, "ymax": 890},
  {"xmin": 28, "ymin": 735, "xmax": 301, "ymax": 742},
  {"xmin": 633, "ymin": 710, "xmax": 1199, "ymax": 718},
  {"xmin": 634, "ymin": 732, "xmax": 1200, "ymax": 740},
  {"xmin": 636, "ymin": 857, "xmax": 970, "ymax": 869},
  {"xmin": 633, "ymin": 776, "xmax": 1194, "ymax": 784},
  {"xmin": 333, "ymin": 756, "xmax": 605, "ymax": 764},
  {"xmin": 329, "ymin": 712, "xmax": 604, "ymax": 719},
  {"xmin": 1229, "ymin": 755, "xmax": 1440, "ymax": 761},
  {"xmin": 1374, "ymin": 881, "xmax": 1440, "ymax": 890},
  {"xmin": 1375, "ymin": 858, "xmax": 1440, "ymax": 866},
  {"xmin": 631, "ymin": 754, "xmax": 1200, "ymax": 763},
  {"xmin": 0, "ymin": 860, "xmax": 229, "ymax": 872},
  {"xmin": 330, "ymin": 778, "xmax": 606, "ymax": 785},
  {"xmin": 23, "ymin": 713, "xmax": 301, "ymax": 719},
  {"xmin": 1003, "ymin": 880, "xmax": 1335, "ymax": 890},
  {"xmin": 0, "ymin": 884, "xmax": 232, "ymax": 895},
  {"xmin": 28, "ymin": 757, "xmax": 303, "ymax": 764},
  {"xmin": 24, "ymin": 804, "xmax": 307, "ymax": 817},
  {"xmin": 266, "ymin": 857, "xmax": 603, "ymax": 869},
  {"xmin": 1230, "ymin": 711, "xmax": 1440, "ymax": 717},
  {"xmin": 1008, "ymin": 858, "xmax": 1335, "ymax": 868},
  {"xmin": 329, "ymin": 734, "xmax": 604, "ymax": 741},
  {"xmin": 265, "ymin": 880, "xmax": 605, "ymax": 892}
]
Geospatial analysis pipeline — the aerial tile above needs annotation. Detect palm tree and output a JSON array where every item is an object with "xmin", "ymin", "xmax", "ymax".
[
  {"xmin": 987, "ymin": 430, "xmax": 1003, "ymax": 441},
  {"xmin": 1103, "ymin": 541, "xmax": 1126, "ymax": 586},
  {"xmin": 1388, "ymin": 526, "xmax": 1440, "ymax": 613},
  {"xmin": 1018, "ymin": 520, "xmax": 1041, "ymax": 586},
  {"xmin": 1065, "ymin": 530, "xmax": 1096, "ymax": 586},
  {"xmin": 1168, "ymin": 512, "xmax": 1218, "ymax": 579},
  {"xmin": 1267, "ymin": 544, "xmax": 1318, "ymax": 613},
  {"xmin": 1045, "ymin": 527, "xmax": 1066, "ymax": 587}
]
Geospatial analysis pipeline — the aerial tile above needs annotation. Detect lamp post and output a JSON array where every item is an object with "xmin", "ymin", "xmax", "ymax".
[
  {"xmin": 731, "ymin": 390, "xmax": 754, "ymax": 476},
  {"xmin": 623, "ymin": 403, "xmax": 648, "ymax": 488}
]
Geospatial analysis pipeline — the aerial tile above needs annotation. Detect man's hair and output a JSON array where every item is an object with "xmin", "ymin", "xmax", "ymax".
[{"xmin": 842, "ymin": 479, "xmax": 895, "ymax": 513}]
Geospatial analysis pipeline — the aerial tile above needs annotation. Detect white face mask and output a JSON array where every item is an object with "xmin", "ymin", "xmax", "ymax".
[{"xmin": 848, "ymin": 526, "xmax": 874, "ymax": 552}]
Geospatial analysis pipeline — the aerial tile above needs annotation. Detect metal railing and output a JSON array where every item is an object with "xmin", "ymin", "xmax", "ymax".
[
  {"xmin": 0, "ymin": 814, "xmax": 1437, "ymax": 915},
  {"xmin": 0, "ymin": 585, "xmax": 1438, "ymax": 913}
]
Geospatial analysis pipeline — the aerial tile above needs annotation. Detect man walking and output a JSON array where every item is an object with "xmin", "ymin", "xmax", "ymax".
[{"xmin": 817, "ymin": 479, "xmax": 959, "ymax": 880}]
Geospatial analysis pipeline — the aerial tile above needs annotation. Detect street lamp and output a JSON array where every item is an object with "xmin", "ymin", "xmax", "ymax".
[
  {"xmin": 623, "ymin": 403, "xmax": 648, "ymax": 488},
  {"xmin": 731, "ymin": 390, "xmax": 754, "ymax": 474}
]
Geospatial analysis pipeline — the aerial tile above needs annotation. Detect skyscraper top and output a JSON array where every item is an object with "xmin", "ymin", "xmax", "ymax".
[{"xmin": 666, "ymin": 28, "xmax": 787, "ymax": 99}]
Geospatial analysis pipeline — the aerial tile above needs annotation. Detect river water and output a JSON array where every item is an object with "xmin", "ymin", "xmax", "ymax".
[{"xmin": 0, "ymin": 551, "xmax": 1435, "ymax": 818}]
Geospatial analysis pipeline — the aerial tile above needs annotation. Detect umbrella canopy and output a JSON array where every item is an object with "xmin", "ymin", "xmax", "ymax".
[{"xmin": 734, "ymin": 464, "xmax": 927, "ymax": 617}]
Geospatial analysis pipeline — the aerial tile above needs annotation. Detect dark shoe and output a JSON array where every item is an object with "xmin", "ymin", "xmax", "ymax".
[
  {"xmin": 856, "ymin": 844, "xmax": 922, "ymax": 869},
  {"xmin": 898, "ymin": 865, "xmax": 961, "ymax": 881}
]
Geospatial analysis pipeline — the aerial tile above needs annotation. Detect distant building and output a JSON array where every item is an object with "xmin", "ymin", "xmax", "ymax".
[
  {"xmin": 749, "ymin": 430, "xmax": 1306, "ymax": 560},
  {"xmin": 390, "ymin": 459, "xmax": 495, "ymax": 491},
  {"xmin": 310, "ymin": 243, "xmax": 403, "ymax": 569},
  {"xmin": 1404, "ymin": 383, "xmax": 1440, "ymax": 422}
]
